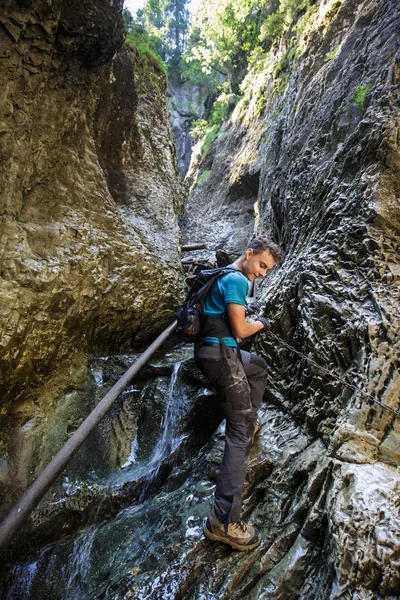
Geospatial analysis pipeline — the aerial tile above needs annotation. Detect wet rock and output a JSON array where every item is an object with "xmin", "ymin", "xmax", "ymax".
[
  {"xmin": 0, "ymin": 0, "xmax": 185, "ymax": 516},
  {"xmin": 179, "ymin": 0, "xmax": 400, "ymax": 597},
  {"xmin": 0, "ymin": 403, "xmax": 331, "ymax": 599},
  {"xmin": 323, "ymin": 461, "xmax": 400, "ymax": 597}
]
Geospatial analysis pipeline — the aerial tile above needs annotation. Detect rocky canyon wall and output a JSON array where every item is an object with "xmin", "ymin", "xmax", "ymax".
[
  {"xmin": 0, "ymin": 0, "xmax": 184, "ymax": 518},
  {"xmin": 168, "ymin": 79, "xmax": 208, "ymax": 178},
  {"xmin": 182, "ymin": 0, "xmax": 400, "ymax": 596}
]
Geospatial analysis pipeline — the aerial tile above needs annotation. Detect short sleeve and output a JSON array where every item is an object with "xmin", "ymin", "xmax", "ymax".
[{"xmin": 219, "ymin": 272, "xmax": 248, "ymax": 306}]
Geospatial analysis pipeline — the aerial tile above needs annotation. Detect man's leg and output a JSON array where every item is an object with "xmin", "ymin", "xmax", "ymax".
[
  {"xmin": 195, "ymin": 344, "xmax": 267, "ymax": 549},
  {"xmin": 240, "ymin": 350, "xmax": 269, "ymax": 412},
  {"xmin": 213, "ymin": 398, "xmax": 254, "ymax": 524},
  {"xmin": 213, "ymin": 350, "xmax": 268, "ymax": 522},
  {"xmin": 195, "ymin": 345, "xmax": 260, "ymax": 524}
]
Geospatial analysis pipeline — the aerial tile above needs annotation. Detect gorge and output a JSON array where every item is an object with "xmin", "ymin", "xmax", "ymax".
[{"xmin": 0, "ymin": 0, "xmax": 399, "ymax": 598}]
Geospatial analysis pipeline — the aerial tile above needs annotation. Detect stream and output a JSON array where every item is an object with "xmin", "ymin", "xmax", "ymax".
[{"xmin": 0, "ymin": 344, "xmax": 220, "ymax": 599}]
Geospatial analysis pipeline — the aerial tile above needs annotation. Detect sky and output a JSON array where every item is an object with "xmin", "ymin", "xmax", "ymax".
[{"xmin": 123, "ymin": 0, "xmax": 201, "ymax": 17}]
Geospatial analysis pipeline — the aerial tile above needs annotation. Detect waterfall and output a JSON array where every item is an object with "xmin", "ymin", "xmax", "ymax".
[{"xmin": 147, "ymin": 361, "xmax": 185, "ymax": 469}]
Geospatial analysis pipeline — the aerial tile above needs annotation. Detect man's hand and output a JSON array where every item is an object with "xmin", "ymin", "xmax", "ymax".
[
  {"xmin": 227, "ymin": 303, "xmax": 265, "ymax": 338},
  {"xmin": 257, "ymin": 317, "xmax": 271, "ymax": 332}
]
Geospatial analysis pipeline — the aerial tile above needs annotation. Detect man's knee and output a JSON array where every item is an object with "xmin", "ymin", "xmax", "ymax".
[
  {"xmin": 250, "ymin": 353, "xmax": 268, "ymax": 372},
  {"xmin": 242, "ymin": 352, "xmax": 268, "ymax": 379}
]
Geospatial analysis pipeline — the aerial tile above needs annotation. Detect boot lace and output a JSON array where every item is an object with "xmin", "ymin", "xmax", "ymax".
[{"xmin": 233, "ymin": 519, "xmax": 247, "ymax": 534}]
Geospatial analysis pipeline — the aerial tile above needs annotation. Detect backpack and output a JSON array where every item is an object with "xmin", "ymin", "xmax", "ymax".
[{"xmin": 177, "ymin": 266, "xmax": 238, "ymax": 341}]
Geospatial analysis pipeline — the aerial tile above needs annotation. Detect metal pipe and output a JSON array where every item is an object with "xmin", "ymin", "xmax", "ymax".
[
  {"xmin": 181, "ymin": 244, "xmax": 206, "ymax": 251},
  {"xmin": 0, "ymin": 320, "xmax": 178, "ymax": 553}
]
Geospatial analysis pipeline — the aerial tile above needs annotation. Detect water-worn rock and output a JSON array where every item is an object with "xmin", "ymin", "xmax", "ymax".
[
  {"xmin": 181, "ymin": 120, "xmax": 261, "ymax": 257},
  {"xmin": 0, "ymin": 0, "xmax": 185, "ymax": 519},
  {"xmin": 180, "ymin": 0, "xmax": 400, "ymax": 596},
  {"xmin": 0, "ymin": 395, "xmax": 331, "ymax": 599}
]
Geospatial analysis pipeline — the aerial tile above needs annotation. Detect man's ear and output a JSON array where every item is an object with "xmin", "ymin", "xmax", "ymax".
[{"xmin": 245, "ymin": 248, "xmax": 254, "ymax": 259}]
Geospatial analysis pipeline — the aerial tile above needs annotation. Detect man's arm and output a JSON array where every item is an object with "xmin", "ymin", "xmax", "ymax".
[{"xmin": 227, "ymin": 303, "xmax": 265, "ymax": 339}]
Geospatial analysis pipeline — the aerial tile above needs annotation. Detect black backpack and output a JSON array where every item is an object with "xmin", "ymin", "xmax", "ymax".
[{"xmin": 177, "ymin": 266, "xmax": 238, "ymax": 341}]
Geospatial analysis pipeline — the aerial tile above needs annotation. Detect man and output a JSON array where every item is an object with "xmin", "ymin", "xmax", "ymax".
[{"xmin": 194, "ymin": 236, "xmax": 282, "ymax": 551}]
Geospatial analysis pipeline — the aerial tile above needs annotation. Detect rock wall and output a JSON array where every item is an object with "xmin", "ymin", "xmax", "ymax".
[
  {"xmin": 181, "ymin": 0, "xmax": 400, "ymax": 596},
  {"xmin": 168, "ymin": 79, "xmax": 208, "ymax": 178},
  {"xmin": 0, "ymin": 0, "xmax": 185, "ymax": 517}
]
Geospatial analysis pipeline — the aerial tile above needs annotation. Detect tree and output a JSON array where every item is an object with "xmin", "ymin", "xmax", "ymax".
[
  {"xmin": 136, "ymin": 0, "xmax": 190, "ymax": 75},
  {"xmin": 122, "ymin": 8, "xmax": 134, "ymax": 32},
  {"xmin": 183, "ymin": 0, "xmax": 261, "ymax": 93}
]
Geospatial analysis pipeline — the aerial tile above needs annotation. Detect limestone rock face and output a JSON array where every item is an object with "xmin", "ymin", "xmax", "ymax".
[
  {"xmin": 0, "ymin": 0, "xmax": 185, "ymax": 397},
  {"xmin": 0, "ymin": 0, "xmax": 184, "ymax": 513},
  {"xmin": 1, "ymin": 351, "xmax": 399, "ymax": 599},
  {"xmin": 180, "ymin": 0, "xmax": 400, "ymax": 596},
  {"xmin": 181, "ymin": 119, "xmax": 260, "ymax": 256}
]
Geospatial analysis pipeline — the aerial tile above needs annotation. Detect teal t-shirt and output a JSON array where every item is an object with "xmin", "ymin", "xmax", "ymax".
[{"xmin": 202, "ymin": 264, "xmax": 249, "ymax": 347}]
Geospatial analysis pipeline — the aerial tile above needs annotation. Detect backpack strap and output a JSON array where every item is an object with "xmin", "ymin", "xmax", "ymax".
[
  {"xmin": 189, "ymin": 266, "xmax": 239, "ymax": 308},
  {"xmin": 197, "ymin": 266, "xmax": 244, "ymax": 340}
]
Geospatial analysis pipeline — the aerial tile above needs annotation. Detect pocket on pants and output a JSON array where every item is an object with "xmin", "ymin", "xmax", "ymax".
[{"xmin": 216, "ymin": 350, "xmax": 252, "ymax": 412}]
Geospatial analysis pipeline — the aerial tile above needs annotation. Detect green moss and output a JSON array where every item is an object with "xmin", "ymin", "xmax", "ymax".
[
  {"xmin": 324, "ymin": 0, "xmax": 343, "ymax": 22},
  {"xmin": 197, "ymin": 169, "xmax": 211, "ymax": 184},
  {"xmin": 201, "ymin": 124, "xmax": 220, "ymax": 158},
  {"xmin": 327, "ymin": 46, "xmax": 339, "ymax": 60},
  {"xmin": 353, "ymin": 84, "xmax": 370, "ymax": 110},
  {"xmin": 190, "ymin": 118, "xmax": 208, "ymax": 140},
  {"xmin": 273, "ymin": 72, "xmax": 290, "ymax": 96},
  {"xmin": 192, "ymin": 90, "xmax": 237, "ymax": 159},
  {"xmin": 273, "ymin": 50, "xmax": 290, "ymax": 78}
]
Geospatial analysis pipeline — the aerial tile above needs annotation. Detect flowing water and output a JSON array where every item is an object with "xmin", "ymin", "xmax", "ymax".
[
  {"xmin": 0, "ymin": 345, "xmax": 217, "ymax": 600},
  {"xmin": 0, "ymin": 341, "xmax": 318, "ymax": 600},
  {"xmin": 116, "ymin": 360, "xmax": 186, "ymax": 485}
]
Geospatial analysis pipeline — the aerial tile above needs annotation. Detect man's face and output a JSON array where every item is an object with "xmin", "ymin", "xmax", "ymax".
[{"xmin": 242, "ymin": 249, "xmax": 276, "ymax": 281}]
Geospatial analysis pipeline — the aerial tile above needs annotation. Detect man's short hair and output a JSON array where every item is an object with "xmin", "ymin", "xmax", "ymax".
[{"xmin": 248, "ymin": 236, "xmax": 283, "ymax": 262}]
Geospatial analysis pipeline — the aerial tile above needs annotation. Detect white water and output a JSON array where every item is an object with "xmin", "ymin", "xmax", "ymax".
[
  {"xmin": 147, "ymin": 361, "xmax": 185, "ymax": 468},
  {"xmin": 2, "ymin": 355, "xmax": 191, "ymax": 599}
]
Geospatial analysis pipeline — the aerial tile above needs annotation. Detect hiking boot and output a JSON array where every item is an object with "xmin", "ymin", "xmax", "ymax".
[
  {"xmin": 203, "ymin": 508, "xmax": 261, "ymax": 551},
  {"xmin": 251, "ymin": 415, "xmax": 262, "ymax": 445}
]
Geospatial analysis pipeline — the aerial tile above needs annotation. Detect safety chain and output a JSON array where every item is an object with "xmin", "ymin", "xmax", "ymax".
[{"xmin": 268, "ymin": 331, "xmax": 400, "ymax": 418}]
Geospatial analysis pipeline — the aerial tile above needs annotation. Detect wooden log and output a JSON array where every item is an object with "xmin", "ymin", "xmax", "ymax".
[{"xmin": 181, "ymin": 244, "xmax": 207, "ymax": 251}]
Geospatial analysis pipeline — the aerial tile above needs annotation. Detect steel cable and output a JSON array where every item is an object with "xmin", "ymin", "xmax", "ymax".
[{"xmin": 268, "ymin": 331, "xmax": 400, "ymax": 418}]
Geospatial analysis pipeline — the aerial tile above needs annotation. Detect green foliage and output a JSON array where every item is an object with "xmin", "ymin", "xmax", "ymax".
[
  {"xmin": 190, "ymin": 118, "xmax": 209, "ymax": 140},
  {"xmin": 190, "ymin": 85, "xmax": 239, "ymax": 157},
  {"xmin": 353, "ymin": 84, "xmax": 370, "ymax": 110},
  {"xmin": 260, "ymin": 0, "xmax": 310, "ymax": 42},
  {"xmin": 273, "ymin": 48, "xmax": 290, "ymax": 77},
  {"xmin": 184, "ymin": 0, "xmax": 330, "ymax": 156},
  {"xmin": 139, "ymin": 0, "xmax": 190, "ymax": 78},
  {"xmin": 126, "ymin": 30, "xmax": 167, "ymax": 76},
  {"xmin": 210, "ymin": 97, "xmax": 229, "ymax": 126},
  {"xmin": 260, "ymin": 11, "xmax": 285, "ymax": 42},
  {"xmin": 122, "ymin": 8, "xmax": 134, "ymax": 32},
  {"xmin": 183, "ymin": 0, "xmax": 262, "ymax": 93},
  {"xmin": 201, "ymin": 124, "xmax": 220, "ymax": 157}
]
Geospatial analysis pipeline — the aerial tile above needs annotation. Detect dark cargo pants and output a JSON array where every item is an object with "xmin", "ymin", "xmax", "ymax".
[{"xmin": 194, "ymin": 342, "xmax": 268, "ymax": 525}]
